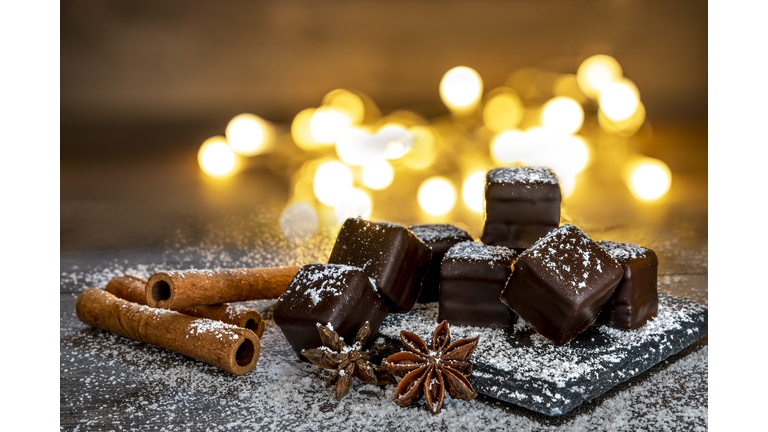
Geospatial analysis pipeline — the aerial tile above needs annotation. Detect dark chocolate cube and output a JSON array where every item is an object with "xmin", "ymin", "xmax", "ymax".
[
  {"xmin": 328, "ymin": 218, "xmax": 431, "ymax": 313},
  {"xmin": 408, "ymin": 224, "xmax": 473, "ymax": 303},
  {"xmin": 274, "ymin": 264, "xmax": 389, "ymax": 359},
  {"xmin": 481, "ymin": 167, "xmax": 562, "ymax": 249},
  {"xmin": 501, "ymin": 224, "xmax": 623, "ymax": 346},
  {"xmin": 596, "ymin": 241, "xmax": 659, "ymax": 330},
  {"xmin": 438, "ymin": 241, "xmax": 518, "ymax": 328}
]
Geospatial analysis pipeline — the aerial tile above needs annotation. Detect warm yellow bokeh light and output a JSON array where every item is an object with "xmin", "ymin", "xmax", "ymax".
[
  {"xmin": 491, "ymin": 130, "xmax": 526, "ymax": 164},
  {"xmin": 336, "ymin": 125, "xmax": 412, "ymax": 166},
  {"xmin": 600, "ymin": 81, "xmax": 639, "ymax": 122},
  {"xmin": 629, "ymin": 159, "xmax": 672, "ymax": 200},
  {"xmin": 362, "ymin": 160, "xmax": 394, "ymax": 190},
  {"xmin": 280, "ymin": 203, "xmax": 318, "ymax": 244},
  {"xmin": 440, "ymin": 66, "xmax": 483, "ymax": 113},
  {"xmin": 577, "ymin": 55, "xmax": 623, "ymax": 99},
  {"xmin": 291, "ymin": 108, "xmax": 322, "ymax": 151},
  {"xmin": 462, "ymin": 171, "xmax": 486, "ymax": 213},
  {"xmin": 310, "ymin": 106, "xmax": 353, "ymax": 144},
  {"xmin": 333, "ymin": 188, "xmax": 372, "ymax": 222},
  {"xmin": 598, "ymin": 101, "xmax": 646, "ymax": 137},
  {"xmin": 541, "ymin": 97, "xmax": 584, "ymax": 135},
  {"xmin": 226, "ymin": 113, "xmax": 273, "ymax": 156},
  {"xmin": 322, "ymin": 89, "xmax": 365, "ymax": 125},
  {"xmin": 313, "ymin": 161, "xmax": 354, "ymax": 205},
  {"xmin": 553, "ymin": 74, "xmax": 588, "ymax": 104},
  {"xmin": 418, "ymin": 177, "xmax": 456, "ymax": 216},
  {"xmin": 198, "ymin": 136, "xmax": 237, "ymax": 178},
  {"xmin": 482, "ymin": 88, "xmax": 524, "ymax": 133},
  {"xmin": 403, "ymin": 126, "xmax": 437, "ymax": 170},
  {"xmin": 559, "ymin": 174, "xmax": 576, "ymax": 198},
  {"xmin": 558, "ymin": 136, "xmax": 590, "ymax": 176}
]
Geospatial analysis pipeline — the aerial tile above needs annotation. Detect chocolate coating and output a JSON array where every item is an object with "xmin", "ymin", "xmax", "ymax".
[
  {"xmin": 438, "ymin": 241, "xmax": 518, "ymax": 328},
  {"xmin": 408, "ymin": 224, "xmax": 473, "ymax": 303},
  {"xmin": 481, "ymin": 167, "xmax": 562, "ymax": 249},
  {"xmin": 328, "ymin": 218, "xmax": 431, "ymax": 313},
  {"xmin": 596, "ymin": 241, "xmax": 659, "ymax": 330},
  {"xmin": 501, "ymin": 224, "xmax": 624, "ymax": 346},
  {"xmin": 273, "ymin": 264, "xmax": 389, "ymax": 360}
]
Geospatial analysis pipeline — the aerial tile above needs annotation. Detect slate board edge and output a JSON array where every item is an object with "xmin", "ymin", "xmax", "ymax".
[{"xmin": 380, "ymin": 296, "xmax": 708, "ymax": 417}]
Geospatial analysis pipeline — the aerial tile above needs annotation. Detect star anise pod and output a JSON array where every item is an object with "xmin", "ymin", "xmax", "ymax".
[
  {"xmin": 301, "ymin": 322, "xmax": 395, "ymax": 400},
  {"xmin": 382, "ymin": 320, "xmax": 479, "ymax": 414}
]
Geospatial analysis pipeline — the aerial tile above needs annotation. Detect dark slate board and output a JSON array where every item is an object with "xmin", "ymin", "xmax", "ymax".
[{"xmin": 378, "ymin": 293, "xmax": 707, "ymax": 416}]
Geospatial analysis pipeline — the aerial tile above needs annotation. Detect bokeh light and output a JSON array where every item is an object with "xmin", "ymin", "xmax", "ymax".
[
  {"xmin": 313, "ymin": 161, "xmax": 354, "ymax": 205},
  {"xmin": 310, "ymin": 106, "xmax": 353, "ymax": 144},
  {"xmin": 440, "ymin": 66, "xmax": 483, "ymax": 113},
  {"xmin": 491, "ymin": 130, "xmax": 527, "ymax": 164},
  {"xmin": 403, "ymin": 126, "xmax": 437, "ymax": 170},
  {"xmin": 322, "ymin": 89, "xmax": 365, "ymax": 125},
  {"xmin": 462, "ymin": 171, "xmax": 486, "ymax": 213},
  {"xmin": 226, "ymin": 113, "xmax": 273, "ymax": 156},
  {"xmin": 600, "ymin": 81, "xmax": 640, "ymax": 122},
  {"xmin": 362, "ymin": 160, "xmax": 394, "ymax": 190},
  {"xmin": 598, "ymin": 100, "xmax": 646, "ymax": 136},
  {"xmin": 628, "ymin": 158, "xmax": 672, "ymax": 200},
  {"xmin": 280, "ymin": 203, "xmax": 318, "ymax": 244},
  {"xmin": 482, "ymin": 88, "xmax": 524, "ymax": 133},
  {"xmin": 418, "ymin": 177, "xmax": 456, "ymax": 216},
  {"xmin": 541, "ymin": 97, "xmax": 584, "ymax": 135},
  {"xmin": 576, "ymin": 55, "xmax": 623, "ymax": 99},
  {"xmin": 553, "ymin": 74, "xmax": 588, "ymax": 104},
  {"xmin": 198, "ymin": 136, "xmax": 237, "ymax": 178},
  {"xmin": 291, "ymin": 108, "xmax": 322, "ymax": 151},
  {"xmin": 333, "ymin": 188, "xmax": 372, "ymax": 222},
  {"xmin": 336, "ymin": 125, "xmax": 412, "ymax": 166}
]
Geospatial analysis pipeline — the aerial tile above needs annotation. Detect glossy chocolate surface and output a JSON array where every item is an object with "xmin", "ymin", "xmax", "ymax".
[
  {"xmin": 438, "ymin": 241, "xmax": 518, "ymax": 328},
  {"xmin": 596, "ymin": 241, "xmax": 659, "ymax": 330},
  {"xmin": 328, "ymin": 218, "xmax": 431, "ymax": 313},
  {"xmin": 481, "ymin": 167, "xmax": 562, "ymax": 249},
  {"xmin": 408, "ymin": 224, "xmax": 473, "ymax": 303},
  {"xmin": 273, "ymin": 264, "xmax": 389, "ymax": 359},
  {"xmin": 501, "ymin": 224, "xmax": 623, "ymax": 346}
]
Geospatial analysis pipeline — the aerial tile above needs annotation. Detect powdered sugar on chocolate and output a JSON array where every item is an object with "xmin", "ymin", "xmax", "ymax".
[
  {"xmin": 597, "ymin": 240, "xmax": 651, "ymax": 261},
  {"xmin": 445, "ymin": 241, "xmax": 515, "ymax": 267},
  {"xmin": 281, "ymin": 264, "xmax": 375, "ymax": 306},
  {"xmin": 409, "ymin": 224, "xmax": 472, "ymax": 243},
  {"xmin": 487, "ymin": 166, "xmax": 559, "ymax": 186},
  {"xmin": 523, "ymin": 224, "xmax": 617, "ymax": 296}
]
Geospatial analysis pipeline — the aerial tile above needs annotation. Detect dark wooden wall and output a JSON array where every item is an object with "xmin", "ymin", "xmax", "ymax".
[{"xmin": 61, "ymin": 0, "xmax": 707, "ymax": 126}]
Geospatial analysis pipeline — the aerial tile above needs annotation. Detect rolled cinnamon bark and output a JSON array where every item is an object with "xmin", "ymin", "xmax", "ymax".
[
  {"xmin": 106, "ymin": 275, "xmax": 265, "ymax": 339},
  {"xmin": 77, "ymin": 288, "xmax": 260, "ymax": 375},
  {"xmin": 145, "ymin": 266, "xmax": 300, "ymax": 310}
]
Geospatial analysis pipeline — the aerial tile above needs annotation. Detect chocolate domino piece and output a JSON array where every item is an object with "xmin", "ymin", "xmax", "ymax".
[
  {"xmin": 328, "ymin": 218, "xmax": 431, "ymax": 313},
  {"xmin": 438, "ymin": 241, "xmax": 518, "ymax": 328},
  {"xmin": 481, "ymin": 167, "xmax": 562, "ymax": 249},
  {"xmin": 596, "ymin": 241, "xmax": 659, "ymax": 330},
  {"xmin": 408, "ymin": 224, "xmax": 473, "ymax": 303},
  {"xmin": 274, "ymin": 264, "xmax": 389, "ymax": 360},
  {"xmin": 500, "ymin": 224, "xmax": 624, "ymax": 346}
]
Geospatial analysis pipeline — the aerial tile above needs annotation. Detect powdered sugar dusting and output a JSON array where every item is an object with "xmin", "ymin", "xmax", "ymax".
[
  {"xmin": 187, "ymin": 318, "xmax": 241, "ymax": 341},
  {"xmin": 282, "ymin": 264, "xmax": 366, "ymax": 306},
  {"xmin": 597, "ymin": 240, "xmax": 651, "ymax": 261},
  {"xmin": 409, "ymin": 224, "xmax": 473, "ymax": 244},
  {"xmin": 487, "ymin": 167, "xmax": 559, "ymax": 186},
  {"xmin": 523, "ymin": 224, "xmax": 618, "ymax": 296},
  {"xmin": 445, "ymin": 241, "xmax": 516, "ymax": 267}
]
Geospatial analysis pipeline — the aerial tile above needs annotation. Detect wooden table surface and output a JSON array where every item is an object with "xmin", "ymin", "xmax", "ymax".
[{"xmin": 60, "ymin": 121, "xmax": 707, "ymax": 431}]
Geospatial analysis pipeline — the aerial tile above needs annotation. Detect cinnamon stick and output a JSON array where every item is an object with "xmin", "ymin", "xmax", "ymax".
[
  {"xmin": 106, "ymin": 275, "xmax": 265, "ymax": 339},
  {"xmin": 145, "ymin": 266, "xmax": 300, "ymax": 309},
  {"xmin": 77, "ymin": 288, "xmax": 260, "ymax": 375}
]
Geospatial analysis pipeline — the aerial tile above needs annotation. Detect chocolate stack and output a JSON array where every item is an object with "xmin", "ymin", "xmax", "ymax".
[{"xmin": 275, "ymin": 166, "xmax": 660, "ymax": 357}]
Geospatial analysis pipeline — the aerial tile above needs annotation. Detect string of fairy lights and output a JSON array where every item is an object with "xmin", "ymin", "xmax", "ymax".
[{"xmin": 197, "ymin": 55, "xmax": 672, "ymax": 243}]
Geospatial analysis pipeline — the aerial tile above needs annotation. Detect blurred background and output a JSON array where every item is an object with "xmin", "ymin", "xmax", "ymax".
[{"xmin": 61, "ymin": 0, "xmax": 707, "ymax": 265}]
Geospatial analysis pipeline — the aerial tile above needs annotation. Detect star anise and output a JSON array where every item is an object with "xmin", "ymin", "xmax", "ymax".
[
  {"xmin": 382, "ymin": 320, "xmax": 479, "ymax": 414},
  {"xmin": 301, "ymin": 322, "xmax": 396, "ymax": 401}
]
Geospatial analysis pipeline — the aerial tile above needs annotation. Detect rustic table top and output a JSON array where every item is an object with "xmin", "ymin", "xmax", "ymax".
[{"xmin": 60, "ymin": 122, "xmax": 707, "ymax": 431}]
